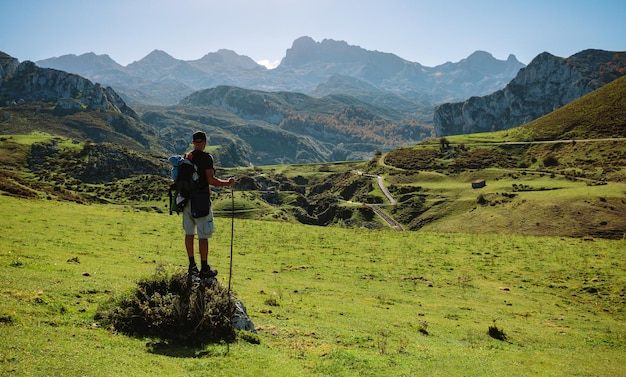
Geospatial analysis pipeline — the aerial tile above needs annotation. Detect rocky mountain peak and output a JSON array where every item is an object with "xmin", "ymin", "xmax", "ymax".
[
  {"xmin": 434, "ymin": 49, "xmax": 626, "ymax": 136},
  {"xmin": 0, "ymin": 52, "xmax": 138, "ymax": 119},
  {"xmin": 37, "ymin": 52, "xmax": 123, "ymax": 76},
  {"xmin": 192, "ymin": 49, "xmax": 262, "ymax": 70},
  {"xmin": 280, "ymin": 36, "xmax": 372, "ymax": 68},
  {"xmin": 36, "ymin": 53, "xmax": 123, "ymax": 78},
  {"xmin": 465, "ymin": 50, "xmax": 496, "ymax": 62},
  {"xmin": 457, "ymin": 50, "xmax": 523, "ymax": 76},
  {"xmin": 280, "ymin": 36, "xmax": 322, "ymax": 67},
  {"xmin": 506, "ymin": 54, "xmax": 518, "ymax": 62},
  {"xmin": 129, "ymin": 49, "xmax": 177, "ymax": 67},
  {"xmin": 0, "ymin": 52, "xmax": 20, "ymax": 79}
]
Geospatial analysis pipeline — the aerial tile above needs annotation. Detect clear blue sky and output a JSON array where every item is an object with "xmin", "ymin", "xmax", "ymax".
[{"xmin": 1, "ymin": 0, "xmax": 624, "ymax": 68}]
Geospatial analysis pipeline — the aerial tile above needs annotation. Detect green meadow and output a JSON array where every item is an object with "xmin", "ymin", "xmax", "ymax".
[{"xmin": 1, "ymin": 195, "xmax": 624, "ymax": 376}]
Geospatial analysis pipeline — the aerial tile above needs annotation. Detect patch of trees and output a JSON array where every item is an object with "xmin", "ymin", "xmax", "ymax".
[
  {"xmin": 384, "ymin": 148, "xmax": 439, "ymax": 170},
  {"xmin": 449, "ymin": 148, "xmax": 517, "ymax": 171},
  {"xmin": 279, "ymin": 108, "xmax": 428, "ymax": 145}
]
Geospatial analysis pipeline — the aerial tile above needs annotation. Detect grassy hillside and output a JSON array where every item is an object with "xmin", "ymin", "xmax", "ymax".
[
  {"xmin": 0, "ymin": 102, "xmax": 161, "ymax": 154},
  {"xmin": 2, "ymin": 128, "xmax": 625, "ymax": 239},
  {"xmin": 510, "ymin": 75, "xmax": 626, "ymax": 141},
  {"xmin": 380, "ymin": 76, "xmax": 626, "ymax": 238},
  {"xmin": 0, "ymin": 133, "xmax": 169, "ymax": 206},
  {"xmin": 388, "ymin": 75, "xmax": 626, "ymax": 176},
  {"xmin": 0, "ymin": 195, "xmax": 624, "ymax": 376}
]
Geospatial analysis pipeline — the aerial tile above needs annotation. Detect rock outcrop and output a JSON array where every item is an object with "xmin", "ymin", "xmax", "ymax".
[
  {"xmin": 0, "ymin": 53, "xmax": 138, "ymax": 120},
  {"xmin": 1, "ymin": 52, "xmax": 159, "ymax": 152},
  {"xmin": 434, "ymin": 49, "xmax": 626, "ymax": 136}
]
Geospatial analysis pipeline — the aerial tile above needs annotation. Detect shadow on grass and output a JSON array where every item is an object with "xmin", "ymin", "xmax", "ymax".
[{"xmin": 146, "ymin": 340, "xmax": 231, "ymax": 358}]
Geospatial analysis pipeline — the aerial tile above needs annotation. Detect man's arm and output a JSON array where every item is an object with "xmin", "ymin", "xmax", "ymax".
[{"xmin": 206, "ymin": 168, "xmax": 235, "ymax": 187}]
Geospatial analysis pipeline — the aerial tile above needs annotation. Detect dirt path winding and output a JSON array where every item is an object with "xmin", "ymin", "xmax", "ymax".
[{"xmin": 355, "ymin": 170, "xmax": 403, "ymax": 231}]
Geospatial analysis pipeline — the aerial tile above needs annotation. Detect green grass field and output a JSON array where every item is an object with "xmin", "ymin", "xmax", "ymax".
[{"xmin": 1, "ymin": 195, "xmax": 625, "ymax": 376}]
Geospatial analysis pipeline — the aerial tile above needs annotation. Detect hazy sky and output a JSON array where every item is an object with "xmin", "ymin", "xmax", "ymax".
[{"xmin": 1, "ymin": 0, "xmax": 624, "ymax": 68}]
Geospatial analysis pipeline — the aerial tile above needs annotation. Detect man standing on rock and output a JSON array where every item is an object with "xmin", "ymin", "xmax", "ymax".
[{"xmin": 183, "ymin": 130, "xmax": 235, "ymax": 280}]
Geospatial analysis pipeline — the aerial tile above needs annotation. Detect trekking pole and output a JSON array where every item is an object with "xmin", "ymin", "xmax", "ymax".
[
  {"xmin": 226, "ymin": 185, "xmax": 235, "ymax": 355},
  {"xmin": 228, "ymin": 186, "xmax": 234, "ymax": 294}
]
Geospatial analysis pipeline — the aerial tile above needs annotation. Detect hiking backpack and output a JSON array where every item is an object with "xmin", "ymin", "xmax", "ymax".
[{"xmin": 167, "ymin": 154, "xmax": 201, "ymax": 215}]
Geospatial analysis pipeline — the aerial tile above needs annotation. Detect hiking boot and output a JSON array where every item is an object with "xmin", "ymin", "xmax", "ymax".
[
  {"xmin": 188, "ymin": 264, "xmax": 200, "ymax": 280},
  {"xmin": 200, "ymin": 267, "xmax": 218, "ymax": 280}
]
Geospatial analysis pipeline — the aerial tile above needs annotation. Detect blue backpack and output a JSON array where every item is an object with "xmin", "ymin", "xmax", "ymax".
[{"xmin": 167, "ymin": 154, "xmax": 201, "ymax": 215}]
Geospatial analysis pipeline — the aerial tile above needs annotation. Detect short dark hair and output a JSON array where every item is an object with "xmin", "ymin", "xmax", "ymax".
[{"xmin": 192, "ymin": 130, "xmax": 207, "ymax": 142}]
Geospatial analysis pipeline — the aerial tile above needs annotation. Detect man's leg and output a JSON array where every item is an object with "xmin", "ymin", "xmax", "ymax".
[
  {"xmin": 198, "ymin": 237, "xmax": 208, "ymax": 265},
  {"xmin": 182, "ymin": 204, "xmax": 198, "ymax": 271},
  {"xmin": 196, "ymin": 208, "xmax": 216, "ymax": 278},
  {"xmin": 198, "ymin": 238, "xmax": 217, "ymax": 278},
  {"xmin": 185, "ymin": 234, "xmax": 199, "ymax": 277},
  {"xmin": 185, "ymin": 234, "xmax": 195, "ymax": 257}
]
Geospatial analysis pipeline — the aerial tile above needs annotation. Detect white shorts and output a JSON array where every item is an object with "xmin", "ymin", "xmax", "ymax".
[{"xmin": 182, "ymin": 203, "xmax": 214, "ymax": 239}]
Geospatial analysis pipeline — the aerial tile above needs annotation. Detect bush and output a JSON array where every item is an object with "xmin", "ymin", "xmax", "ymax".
[
  {"xmin": 96, "ymin": 267, "xmax": 235, "ymax": 346},
  {"xmin": 543, "ymin": 155, "xmax": 560, "ymax": 167},
  {"xmin": 477, "ymin": 194, "xmax": 488, "ymax": 205}
]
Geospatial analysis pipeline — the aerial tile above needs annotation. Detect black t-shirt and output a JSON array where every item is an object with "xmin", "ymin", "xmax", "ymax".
[{"xmin": 188, "ymin": 149, "xmax": 214, "ymax": 188}]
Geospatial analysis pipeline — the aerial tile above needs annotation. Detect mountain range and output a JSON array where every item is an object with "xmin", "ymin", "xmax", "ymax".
[
  {"xmin": 2, "ymin": 37, "xmax": 625, "ymax": 167},
  {"xmin": 36, "ymin": 36, "xmax": 524, "ymax": 110}
]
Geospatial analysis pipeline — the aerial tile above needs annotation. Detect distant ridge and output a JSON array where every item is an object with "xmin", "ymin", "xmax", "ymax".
[
  {"xmin": 34, "ymin": 36, "xmax": 525, "ymax": 110},
  {"xmin": 37, "ymin": 52, "xmax": 123, "ymax": 75}
]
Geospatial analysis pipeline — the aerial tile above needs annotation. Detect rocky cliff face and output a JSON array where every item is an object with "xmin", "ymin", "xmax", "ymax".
[
  {"xmin": 0, "ymin": 53, "xmax": 138, "ymax": 119},
  {"xmin": 434, "ymin": 49, "xmax": 626, "ymax": 137},
  {"xmin": 0, "ymin": 53, "xmax": 161, "ymax": 151}
]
